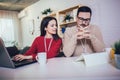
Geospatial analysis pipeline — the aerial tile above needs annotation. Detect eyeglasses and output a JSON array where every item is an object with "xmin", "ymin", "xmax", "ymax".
[{"xmin": 77, "ymin": 17, "xmax": 91, "ymax": 23}]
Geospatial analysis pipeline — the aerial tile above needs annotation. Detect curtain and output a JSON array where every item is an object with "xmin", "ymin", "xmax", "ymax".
[{"xmin": 0, "ymin": 10, "xmax": 19, "ymax": 47}]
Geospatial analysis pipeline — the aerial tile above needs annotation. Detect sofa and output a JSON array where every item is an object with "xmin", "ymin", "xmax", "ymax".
[
  {"xmin": 6, "ymin": 46, "xmax": 30, "ymax": 57},
  {"xmin": 6, "ymin": 46, "xmax": 64, "ymax": 57}
]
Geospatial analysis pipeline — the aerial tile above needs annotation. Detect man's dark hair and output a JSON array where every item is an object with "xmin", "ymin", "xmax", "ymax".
[{"xmin": 77, "ymin": 6, "xmax": 92, "ymax": 16}]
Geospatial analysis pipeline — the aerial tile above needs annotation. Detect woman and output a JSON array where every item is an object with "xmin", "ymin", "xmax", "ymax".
[{"xmin": 13, "ymin": 16, "xmax": 62, "ymax": 61}]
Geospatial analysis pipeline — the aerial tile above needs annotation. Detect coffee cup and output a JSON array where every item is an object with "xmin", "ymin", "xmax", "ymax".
[{"xmin": 36, "ymin": 52, "xmax": 47, "ymax": 65}]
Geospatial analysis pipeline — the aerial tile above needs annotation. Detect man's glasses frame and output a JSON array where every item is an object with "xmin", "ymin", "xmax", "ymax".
[{"xmin": 77, "ymin": 17, "xmax": 91, "ymax": 23}]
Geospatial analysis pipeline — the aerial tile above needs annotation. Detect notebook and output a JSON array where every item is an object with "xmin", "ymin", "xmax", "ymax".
[{"xmin": 0, "ymin": 37, "xmax": 36, "ymax": 68}]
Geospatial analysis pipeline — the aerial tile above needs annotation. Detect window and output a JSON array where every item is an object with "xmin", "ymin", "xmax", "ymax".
[
  {"xmin": 0, "ymin": 10, "xmax": 19, "ymax": 47},
  {"xmin": 0, "ymin": 18, "xmax": 14, "ymax": 45}
]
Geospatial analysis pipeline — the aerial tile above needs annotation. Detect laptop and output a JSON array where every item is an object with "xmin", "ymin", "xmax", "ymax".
[{"xmin": 0, "ymin": 37, "xmax": 36, "ymax": 68}]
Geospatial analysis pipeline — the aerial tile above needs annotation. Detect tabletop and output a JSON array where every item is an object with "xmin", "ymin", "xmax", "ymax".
[{"xmin": 0, "ymin": 57, "xmax": 120, "ymax": 80}]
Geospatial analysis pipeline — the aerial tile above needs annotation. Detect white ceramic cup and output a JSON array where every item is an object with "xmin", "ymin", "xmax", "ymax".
[{"xmin": 36, "ymin": 52, "xmax": 47, "ymax": 65}]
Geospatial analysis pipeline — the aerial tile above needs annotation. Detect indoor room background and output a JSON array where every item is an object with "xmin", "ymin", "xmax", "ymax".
[{"xmin": 1, "ymin": 0, "xmax": 120, "ymax": 49}]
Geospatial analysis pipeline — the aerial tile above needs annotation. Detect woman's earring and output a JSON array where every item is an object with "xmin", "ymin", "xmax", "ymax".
[{"xmin": 45, "ymin": 27, "xmax": 47, "ymax": 31}]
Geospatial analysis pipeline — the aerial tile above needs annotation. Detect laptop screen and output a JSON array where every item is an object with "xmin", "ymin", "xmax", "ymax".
[
  {"xmin": 0, "ymin": 37, "xmax": 15, "ymax": 68},
  {"xmin": 0, "ymin": 37, "xmax": 36, "ymax": 68}
]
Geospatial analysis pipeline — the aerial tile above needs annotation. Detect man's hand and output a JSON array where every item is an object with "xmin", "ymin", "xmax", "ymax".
[{"xmin": 76, "ymin": 26, "xmax": 92, "ymax": 39}]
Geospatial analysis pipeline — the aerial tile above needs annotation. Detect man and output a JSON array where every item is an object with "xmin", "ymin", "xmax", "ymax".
[{"xmin": 63, "ymin": 6, "xmax": 105, "ymax": 57}]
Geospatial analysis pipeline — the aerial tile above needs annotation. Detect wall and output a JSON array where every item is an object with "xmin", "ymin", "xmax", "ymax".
[
  {"xmin": 19, "ymin": 0, "xmax": 120, "ymax": 48},
  {"xmin": 98, "ymin": 0, "xmax": 120, "ymax": 47}
]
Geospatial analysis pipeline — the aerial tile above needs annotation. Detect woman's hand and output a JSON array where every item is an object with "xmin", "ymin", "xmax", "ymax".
[
  {"xmin": 13, "ymin": 54, "xmax": 33, "ymax": 61},
  {"xmin": 13, "ymin": 54, "xmax": 26, "ymax": 61}
]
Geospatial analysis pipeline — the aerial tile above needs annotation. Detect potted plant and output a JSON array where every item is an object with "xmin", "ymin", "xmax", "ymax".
[
  {"xmin": 46, "ymin": 8, "xmax": 52, "ymax": 14},
  {"xmin": 41, "ymin": 10, "xmax": 48, "ymax": 15},
  {"xmin": 11, "ymin": 41, "xmax": 18, "ymax": 46},
  {"xmin": 113, "ymin": 40, "xmax": 120, "ymax": 54},
  {"xmin": 64, "ymin": 14, "xmax": 73, "ymax": 22},
  {"xmin": 112, "ymin": 40, "xmax": 120, "ymax": 69}
]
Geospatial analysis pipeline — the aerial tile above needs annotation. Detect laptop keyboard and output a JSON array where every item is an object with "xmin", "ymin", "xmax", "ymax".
[{"xmin": 12, "ymin": 59, "xmax": 36, "ymax": 66}]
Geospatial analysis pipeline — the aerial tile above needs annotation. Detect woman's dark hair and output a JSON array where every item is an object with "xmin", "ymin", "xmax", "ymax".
[
  {"xmin": 40, "ymin": 16, "xmax": 60, "ymax": 40},
  {"xmin": 77, "ymin": 6, "xmax": 92, "ymax": 17}
]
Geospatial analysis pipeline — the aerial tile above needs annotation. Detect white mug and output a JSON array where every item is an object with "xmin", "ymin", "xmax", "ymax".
[{"xmin": 36, "ymin": 52, "xmax": 47, "ymax": 65}]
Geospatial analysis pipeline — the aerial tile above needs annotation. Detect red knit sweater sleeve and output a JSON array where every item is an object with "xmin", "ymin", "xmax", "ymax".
[
  {"xmin": 24, "ymin": 37, "xmax": 38, "ymax": 60},
  {"xmin": 47, "ymin": 39, "xmax": 62, "ymax": 59}
]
